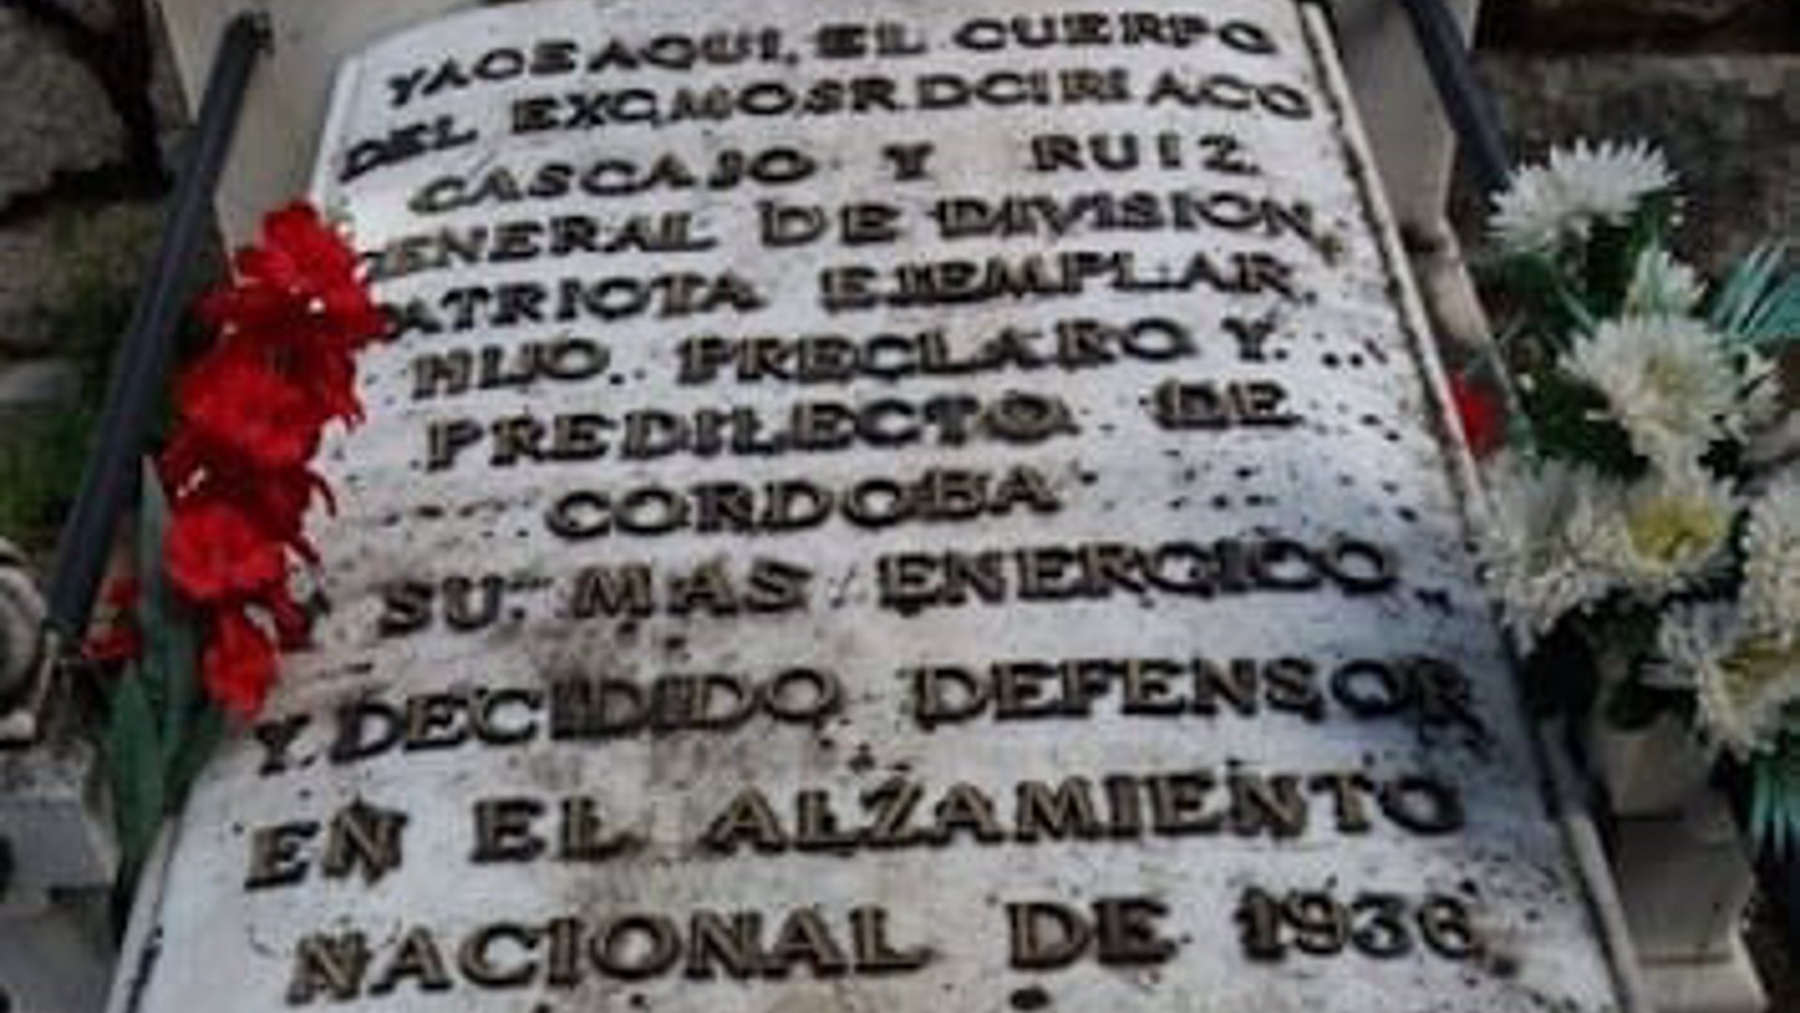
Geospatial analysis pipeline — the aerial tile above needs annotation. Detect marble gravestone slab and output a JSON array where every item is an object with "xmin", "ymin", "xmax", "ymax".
[{"xmin": 120, "ymin": 1, "xmax": 1625, "ymax": 1011}]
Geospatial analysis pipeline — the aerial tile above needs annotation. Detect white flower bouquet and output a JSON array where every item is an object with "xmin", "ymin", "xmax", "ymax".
[{"xmin": 1466, "ymin": 140, "xmax": 1800, "ymax": 852}]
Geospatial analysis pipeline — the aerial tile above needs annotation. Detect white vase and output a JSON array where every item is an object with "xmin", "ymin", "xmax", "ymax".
[
  {"xmin": 1580, "ymin": 694, "xmax": 1768, "ymax": 1011},
  {"xmin": 1610, "ymin": 791, "xmax": 1768, "ymax": 1013},
  {"xmin": 1587, "ymin": 709, "xmax": 1715, "ymax": 818},
  {"xmin": 1612, "ymin": 790, "xmax": 1758, "ymax": 963}
]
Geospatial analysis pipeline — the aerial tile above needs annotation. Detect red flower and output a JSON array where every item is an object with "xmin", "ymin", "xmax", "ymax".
[
  {"xmin": 164, "ymin": 499, "xmax": 286, "ymax": 603},
  {"xmin": 264, "ymin": 584, "xmax": 310, "ymax": 650},
  {"xmin": 158, "ymin": 199, "xmax": 380, "ymax": 723},
  {"xmin": 83, "ymin": 577, "xmax": 142, "ymax": 664},
  {"xmin": 201, "ymin": 203, "xmax": 386, "ymax": 353},
  {"xmin": 236, "ymin": 466, "xmax": 332, "ymax": 563},
  {"xmin": 281, "ymin": 336, "xmax": 364, "ymax": 425},
  {"xmin": 202, "ymin": 607, "xmax": 278, "ymax": 718},
  {"xmin": 1449, "ymin": 372, "xmax": 1506, "ymax": 459},
  {"xmin": 263, "ymin": 203, "xmax": 360, "ymax": 282},
  {"xmin": 177, "ymin": 349, "xmax": 323, "ymax": 470}
]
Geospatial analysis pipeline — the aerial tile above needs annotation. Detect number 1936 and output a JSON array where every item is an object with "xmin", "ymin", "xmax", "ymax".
[{"xmin": 1234, "ymin": 886, "xmax": 1483, "ymax": 962}]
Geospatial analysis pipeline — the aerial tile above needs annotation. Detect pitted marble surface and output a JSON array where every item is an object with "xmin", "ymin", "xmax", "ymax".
[{"xmin": 122, "ymin": 3, "xmax": 1624, "ymax": 1012}]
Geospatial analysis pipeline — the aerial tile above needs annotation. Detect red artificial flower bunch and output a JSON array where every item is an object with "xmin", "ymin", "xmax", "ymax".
[{"xmin": 160, "ymin": 202, "xmax": 383, "ymax": 717}]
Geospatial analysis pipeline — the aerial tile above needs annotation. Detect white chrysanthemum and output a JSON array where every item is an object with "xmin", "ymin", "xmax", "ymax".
[
  {"xmin": 1476, "ymin": 455, "xmax": 1627, "ymax": 647},
  {"xmin": 1743, "ymin": 477, "xmax": 1800, "ymax": 644},
  {"xmin": 1561, "ymin": 315, "xmax": 1753, "ymax": 464},
  {"xmin": 1490, "ymin": 140, "xmax": 1674, "ymax": 252},
  {"xmin": 1624, "ymin": 249, "xmax": 1705, "ymax": 316},
  {"xmin": 1602, "ymin": 462, "xmax": 1737, "ymax": 597},
  {"xmin": 1659, "ymin": 604, "xmax": 1800, "ymax": 758}
]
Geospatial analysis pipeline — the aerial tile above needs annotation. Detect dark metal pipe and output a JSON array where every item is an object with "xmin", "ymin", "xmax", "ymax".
[
  {"xmin": 1397, "ymin": 0, "xmax": 1512, "ymax": 197},
  {"xmin": 43, "ymin": 13, "xmax": 271, "ymax": 642}
]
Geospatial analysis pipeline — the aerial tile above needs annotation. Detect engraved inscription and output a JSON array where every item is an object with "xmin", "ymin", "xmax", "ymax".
[{"xmin": 121, "ymin": 3, "xmax": 1623, "ymax": 1013}]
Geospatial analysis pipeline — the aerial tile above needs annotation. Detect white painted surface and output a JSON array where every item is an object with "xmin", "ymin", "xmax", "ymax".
[
  {"xmin": 155, "ymin": 0, "xmax": 473, "ymax": 241},
  {"xmin": 120, "ymin": 2, "xmax": 1622, "ymax": 1012},
  {"xmin": 1332, "ymin": 0, "xmax": 1482, "ymax": 240}
]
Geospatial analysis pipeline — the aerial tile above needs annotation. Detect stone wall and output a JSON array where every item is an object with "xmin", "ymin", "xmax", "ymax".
[
  {"xmin": 1473, "ymin": 55, "xmax": 1799, "ymax": 270},
  {"xmin": 0, "ymin": 0, "xmax": 187, "ymax": 555},
  {"xmin": 1458, "ymin": 0, "xmax": 1800, "ymax": 272},
  {"xmin": 1486, "ymin": 0, "xmax": 1798, "ymax": 53}
]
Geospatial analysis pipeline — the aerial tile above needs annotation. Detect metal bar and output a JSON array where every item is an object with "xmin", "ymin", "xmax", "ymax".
[
  {"xmin": 42, "ymin": 13, "xmax": 271, "ymax": 642},
  {"xmin": 1397, "ymin": 0, "xmax": 1512, "ymax": 197}
]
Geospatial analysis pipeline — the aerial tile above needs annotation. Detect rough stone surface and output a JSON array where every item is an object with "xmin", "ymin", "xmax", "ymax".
[
  {"xmin": 145, "ymin": 0, "xmax": 192, "ymax": 172},
  {"xmin": 0, "ymin": 361, "xmax": 81, "ymax": 413},
  {"xmin": 1483, "ymin": 0, "xmax": 1798, "ymax": 51},
  {"xmin": 1458, "ymin": 55, "xmax": 1800, "ymax": 274},
  {"xmin": 42, "ymin": 0, "xmax": 126, "ymax": 33},
  {"xmin": 1517, "ymin": 0, "xmax": 1760, "ymax": 28},
  {"xmin": 0, "ymin": 8, "xmax": 124, "ymax": 211},
  {"xmin": 0, "ymin": 201, "xmax": 158, "ymax": 355}
]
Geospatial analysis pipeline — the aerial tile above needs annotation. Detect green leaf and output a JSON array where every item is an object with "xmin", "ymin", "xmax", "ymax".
[
  {"xmin": 1518, "ymin": 368, "xmax": 1645, "ymax": 478},
  {"xmin": 105, "ymin": 672, "xmax": 166, "ymax": 887},
  {"xmin": 1582, "ymin": 211, "xmax": 1661, "ymax": 320},
  {"xmin": 1491, "ymin": 252, "xmax": 1596, "ymax": 352},
  {"xmin": 1749, "ymin": 741, "xmax": 1800, "ymax": 858},
  {"xmin": 136, "ymin": 462, "xmax": 200, "ymax": 771},
  {"xmin": 1710, "ymin": 244, "xmax": 1800, "ymax": 350},
  {"xmin": 1711, "ymin": 245, "xmax": 1779, "ymax": 332},
  {"xmin": 166, "ymin": 706, "xmax": 226, "ymax": 806}
]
